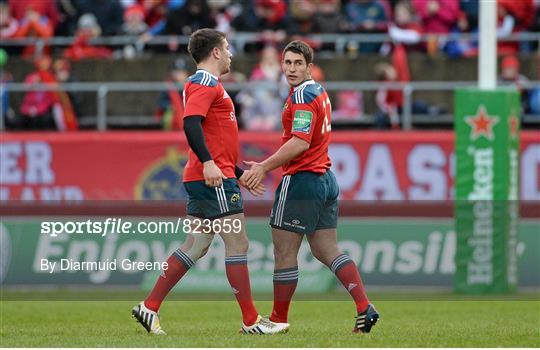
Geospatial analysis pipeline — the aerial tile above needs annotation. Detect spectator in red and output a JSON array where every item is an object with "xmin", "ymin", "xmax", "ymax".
[
  {"xmin": 498, "ymin": 55, "xmax": 530, "ymax": 114},
  {"xmin": 140, "ymin": 0, "xmax": 216, "ymax": 53},
  {"xmin": 135, "ymin": 0, "xmax": 187, "ymax": 44},
  {"xmin": 124, "ymin": 0, "xmax": 168, "ymax": 37},
  {"xmin": 19, "ymin": 56, "xmax": 78, "ymax": 131},
  {"xmin": 412, "ymin": 0, "xmax": 459, "ymax": 34},
  {"xmin": 63, "ymin": 14, "xmax": 113, "ymax": 61},
  {"xmin": 122, "ymin": 5, "xmax": 148, "ymax": 35},
  {"xmin": 14, "ymin": 7, "xmax": 54, "ymax": 39},
  {"xmin": 8, "ymin": 0, "xmax": 59, "ymax": 28},
  {"xmin": 12, "ymin": 6, "xmax": 55, "ymax": 58},
  {"xmin": 374, "ymin": 45, "xmax": 409, "ymax": 129},
  {"xmin": 19, "ymin": 58, "xmax": 56, "ymax": 130},
  {"xmin": 0, "ymin": 2, "xmax": 19, "ymax": 40},
  {"xmin": 498, "ymin": 0, "xmax": 534, "ymax": 32},
  {"xmin": 496, "ymin": 1, "xmax": 517, "ymax": 55},
  {"xmin": 497, "ymin": 0, "xmax": 535, "ymax": 55},
  {"xmin": 253, "ymin": 0, "xmax": 288, "ymax": 30},
  {"xmin": 388, "ymin": 0, "xmax": 423, "ymax": 50},
  {"xmin": 53, "ymin": 57, "xmax": 83, "ymax": 120},
  {"xmin": 140, "ymin": 0, "xmax": 168, "ymax": 29},
  {"xmin": 155, "ymin": 58, "xmax": 188, "ymax": 130},
  {"xmin": 375, "ymin": 44, "xmax": 445, "ymax": 128}
]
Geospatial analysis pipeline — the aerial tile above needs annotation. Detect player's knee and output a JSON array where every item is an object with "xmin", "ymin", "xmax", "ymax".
[
  {"xmin": 310, "ymin": 247, "xmax": 335, "ymax": 266},
  {"xmin": 235, "ymin": 235, "xmax": 249, "ymax": 255},
  {"xmin": 225, "ymin": 234, "xmax": 249, "ymax": 255},
  {"xmin": 273, "ymin": 243, "xmax": 295, "ymax": 263},
  {"xmin": 198, "ymin": 244, "xmax": 211, "ymax": 259},
  {"xmin": 310, "ymin": 248, "xmax": 325, "ymax": 263},
  {"xmin": 183, "ymin": 232, "xmax": 214, "ymax": 262}
]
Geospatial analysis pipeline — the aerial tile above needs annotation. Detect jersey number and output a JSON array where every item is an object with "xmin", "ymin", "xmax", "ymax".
[{"xmin": 321, "ymin": 98, "xmax": 332, "ymax": 134}]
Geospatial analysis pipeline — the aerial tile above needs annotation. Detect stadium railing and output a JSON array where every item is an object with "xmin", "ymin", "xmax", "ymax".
[
  {"xmin": 1, "ymin": 32, "xmax": 539, "ymax": 55},
  {"xmin": 2, "ymin": 80, "xmax": 539, "ymax": 131}
]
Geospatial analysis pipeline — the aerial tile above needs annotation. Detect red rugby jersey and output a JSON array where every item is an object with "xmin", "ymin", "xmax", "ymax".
[
  {"xmin": 281, "ymin": 79, "xmax": 332, "ymax": 175},
  {"xmin": 182, "ymin": 69, "xmax": 238, "ymax": 182}
]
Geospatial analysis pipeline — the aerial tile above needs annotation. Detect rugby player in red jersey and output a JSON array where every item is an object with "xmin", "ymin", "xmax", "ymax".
[
  {"xmin": 132, "ymin": 28, "xmax": 288, "ymax": 336},
  {"xmin": 244, "ymin": 40, "xmax": 379, "ymax": 333}
]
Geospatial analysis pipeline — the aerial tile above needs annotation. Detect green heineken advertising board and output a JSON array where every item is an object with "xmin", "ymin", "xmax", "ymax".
[{"xmin": 454, "ymin": 88, "xmax": 521, "ymax": 294}]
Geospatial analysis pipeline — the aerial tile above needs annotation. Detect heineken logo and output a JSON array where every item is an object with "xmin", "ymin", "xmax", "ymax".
[
  {"xmin": 467, "ymin": 201, "xmax": 493, "ymax": 285},
  {"xmin": 468, "ymin": 148, "xmax": 493, "ymax": 201},
  {"xmin": 466, "ymin": 147, "xmax": 495, "ymax": 283},
  {"xmin": 465, "ymin": 106, "xmax": 499, "ymax": 141}
]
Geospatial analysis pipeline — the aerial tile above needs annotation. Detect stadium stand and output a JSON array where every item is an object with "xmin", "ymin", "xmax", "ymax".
[{"xmin": 1, "ymin": 0, "xmax": 539, "ymax": 131}]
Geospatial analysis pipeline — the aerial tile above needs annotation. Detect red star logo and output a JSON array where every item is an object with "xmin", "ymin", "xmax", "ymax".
[
  {"xmin": 508, "ymin": 111, "xmax": 519, "ymax": 138},
  {"xmin": 465, "ymin": 106, "xmax": 499, "ymax": 141}
]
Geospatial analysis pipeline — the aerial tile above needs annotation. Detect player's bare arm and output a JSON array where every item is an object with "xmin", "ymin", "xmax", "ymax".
[{"xmin": 243, "ymin": 136, "xmax": 309, "ymax": 189}]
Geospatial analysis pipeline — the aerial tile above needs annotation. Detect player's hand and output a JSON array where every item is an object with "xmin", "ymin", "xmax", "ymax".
[
  {"xmin": 239, "ymin": 170, "xmax": 266, "ymax": 196},
  {"xmin": 203, "ymin": 160, "xmax": 227, "ymax": 187},
  {"xmin": 243, "ymin": 161, "xmax": 266, "ymax": 189}
]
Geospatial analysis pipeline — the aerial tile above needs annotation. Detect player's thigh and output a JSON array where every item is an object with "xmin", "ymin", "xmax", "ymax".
[
  {"xmin": 184, "ymin": 179, "xmax": 243, "ymax": 220},
  {"xmin": 270, "ymin": 172, "xmax": 325, "ymax": 235},
  {"xmin": 272, "ymin": 227, "xmax": 303, "ymax": 266},
  {"xmin": 306, "ymin": 228, "xmax": 341, "ymax": 266},
  {"xmin": 315, "ymin": 170, "xmax": 339, "ymax": 232},
  {"xmin": 214, "ymin": 212, "xmax": 249, "ymax": 256}
]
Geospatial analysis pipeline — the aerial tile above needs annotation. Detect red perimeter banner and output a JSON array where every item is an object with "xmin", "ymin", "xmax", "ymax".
[{"xmin": 0, "ymin": 131, "xmax": 539, "ymax": 201}]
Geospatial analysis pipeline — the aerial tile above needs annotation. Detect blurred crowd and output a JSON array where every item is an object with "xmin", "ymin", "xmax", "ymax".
[
  {"xmin": 1, "ymin": 0, "xmax": 539, "ymax": 131},
  {"xmin": 2, "ymin": 0, "xmax": 540, "ymax": 57}
]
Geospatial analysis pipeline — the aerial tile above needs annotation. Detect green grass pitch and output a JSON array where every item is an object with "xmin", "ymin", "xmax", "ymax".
[{"xmin": 1, "ymin": 292, "xmax": 539, "ymax": 347}]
